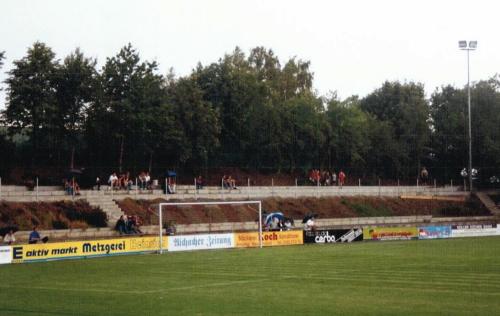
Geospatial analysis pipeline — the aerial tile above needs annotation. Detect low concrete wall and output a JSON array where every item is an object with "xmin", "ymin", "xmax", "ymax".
[
  {"xmin": 0, "ymin": 185, "xmax": 466, "ymax": 202},
  {"xmin": 9, "ymin": 215, "xmax": 496, "ymax": 244}
]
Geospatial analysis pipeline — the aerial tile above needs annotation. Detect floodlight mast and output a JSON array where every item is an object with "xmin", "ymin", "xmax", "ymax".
[{"xmin": 458, "ymin": 40, "xmax": 477, "ymax": 192}]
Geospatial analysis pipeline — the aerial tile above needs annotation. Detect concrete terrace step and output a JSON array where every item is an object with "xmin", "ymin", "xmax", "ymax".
[
  {"xmin": 476, "ymin": 192, "xmax": 500, "ymax": 216},
  {"xmin": 1, "ymin": 185, "xmax": 465, "ymax": 203}
]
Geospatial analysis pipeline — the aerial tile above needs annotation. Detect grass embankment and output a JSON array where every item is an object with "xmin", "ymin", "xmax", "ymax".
[
  {"xmin": 0, "ymin": 200, "xmax": 107, "ymax": 229},
  {"xmin": 118, "ymin": 196, "xmax": 488, "ymax": 225},
  {"xmin": 1, "ymin": 237, "xmax": 499, "ymax": 315}
]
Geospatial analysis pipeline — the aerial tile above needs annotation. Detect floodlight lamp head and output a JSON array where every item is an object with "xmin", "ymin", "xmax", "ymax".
[
  {"xmin": 469, "ymin": 41, "xmax": 477, "ymax": 49},
  {"xmin": 458, "ymin": 41, "xmax": 467, "ymax": 49}
]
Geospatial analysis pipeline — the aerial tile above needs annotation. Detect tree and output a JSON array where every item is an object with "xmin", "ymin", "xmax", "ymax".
[
  {"xmin": 167, "ymin": 77, "xmax": 220, "ymax": 170},
  {"xmin": 3, "ymin": 42, "xmax": 59, "ymax": 166},
  {"xmin": 361, "ymin": 81, "xmax": 431, "ymax": 179},
  {"xmin": 55, "ymin": 48, "xmax": 97, "ymax": 168},
  {"xmin": 431, "ymin": 80, "xmax": 500, "ymax": 182},
  {"xmin": 0, "ymin": 51, "xmax": 4, "ymax": 69},
  {"xmin": 90, "ymin": 43, "xmax": 165, "ymax": 172}
]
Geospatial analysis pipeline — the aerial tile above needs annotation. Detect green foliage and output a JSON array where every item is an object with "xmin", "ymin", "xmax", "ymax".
[
  {"xmin": 430, "ymin": 80, "xmax": 500, "ymax": 181},
  {"xmin": 3, "ymin": 42, "xmax": 59, "ymax": 165},
  {"xmin": 360, "ymin": 81, "xmax": 431, "ymax": 178},
  {"xmin": 1, "ymin": 43, "xmax": 499, "ymax": 183}
]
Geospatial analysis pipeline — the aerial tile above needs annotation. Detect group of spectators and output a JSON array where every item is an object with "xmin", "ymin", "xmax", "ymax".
[
  {"xmin": 222, "ymin": 175, "xmax": 237, "ymax": 189},
  {"xmin": 309, "ymin": 169, "xmax": 346, "ymax": 187},
  {"xmin": 115, "ymin": 215, "xmax": 143, "ymax": 235},
  {"xmin": 63, "ymin": 178, "xmax": 81, "ymax": 195},
  {"xmin": 1, "ymin": 226, "xmax": 49, "ymax": 245},
  {"xmin": 266, "ymin": 217, "xmax": 295, "ymax": 231}
]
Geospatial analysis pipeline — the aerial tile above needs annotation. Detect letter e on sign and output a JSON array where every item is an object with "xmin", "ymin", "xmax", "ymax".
[{"xmin": 13, "ymin": 247, "xmax": 23, "ymax": 260}]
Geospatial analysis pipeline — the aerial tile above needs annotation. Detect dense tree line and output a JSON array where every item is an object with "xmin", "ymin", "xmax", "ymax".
[{"xmin": 1, "ymin": 42, "xmax": 499, "ymax": 184}]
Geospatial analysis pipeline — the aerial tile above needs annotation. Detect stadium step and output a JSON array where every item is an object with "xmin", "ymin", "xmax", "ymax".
[
  {"xmin": 475, "ymin": 191, "xmax": 500, "ymax": 216},
  {"xmin": 85, "ymin": 196, "xmax": 125, "ymax": 227}
]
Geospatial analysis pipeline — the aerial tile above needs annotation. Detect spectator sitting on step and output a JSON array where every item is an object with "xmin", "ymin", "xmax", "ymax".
[
  {"xmin": 115, "ymin": 215, "xmax": 130, "ymax": 235},
  {"xmin": 121, "ymin": 172, "xmax": 133, "ymax": 190},
  {"xmin": 28, "ymin": 226, "xmax": 49, "ymax": 244},
  {"xmin": 304, "ymin": 217, "xmax": 317, "ymax": 231},
  {"xmin": 127, "ymin": 215, "xmax": 143, "ymax": 234},
  {"xmin": 3, "ymin": 229, "xmax": 16, "ymax": 245},
  {"xmin": 165, "ymin": 221, "xmax": 177, "ymax": 235},
  {"xmin": 222, "ymin": 175, "xmax": 230, "ymax": 189},
  {"xmin": 284, "ymin": 218, "xmax": 294, "ymax": 230},
  {"xmin": 227, "ymin": 175, "xmax": 237, "ymax": 189},
  {"xmin": 71, "ymin": 178, "xmax": 81, "ymax": 195}
]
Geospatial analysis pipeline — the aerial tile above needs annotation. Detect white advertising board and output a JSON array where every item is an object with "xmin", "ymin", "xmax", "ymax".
[
  {"xmin": 0, "ymin": 246, "xmax": 12, "ymax": 264},
  {"xmin": 451, "ymin": 224, "xmax": 500, "ymax": 238},
  {"xmin": 168, "ymin": 233, "xmax": 235, "ymax": 252}
]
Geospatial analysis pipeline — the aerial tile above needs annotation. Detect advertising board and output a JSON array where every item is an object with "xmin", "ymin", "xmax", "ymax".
[
  {"xmin": 303, "ymin": 229, "xmax": 363, "ymax": 244},
  {"xmin": 235, "ymin": 230, "xmax": 303, "ymax": 248},
  {"xmin": 451, "ymin": 224, "xmax": 500, "ymax": 238},
  {"xmin": 168, "ymin": 233, "xmax": 234, "ymax": 252},
  {"xmin": 12, "ymin": 236, "xmax": 168, "ymax": 263},
  {"xmin": 0, "ymin": 246, "xmax": 11, "ymax": 264},
  {"xmin": 363, "ymin": 226, "xmax": 418, "ymax": 241},
  {"xmin": 418, "ymin": 226, "xmax": 452, "ymax": 240}
]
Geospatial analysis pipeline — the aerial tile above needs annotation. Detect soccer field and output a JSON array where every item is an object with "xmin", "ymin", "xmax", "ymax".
[{"xmin": 1, "ymin": 237, "xmax": 500, "ymax": 316}]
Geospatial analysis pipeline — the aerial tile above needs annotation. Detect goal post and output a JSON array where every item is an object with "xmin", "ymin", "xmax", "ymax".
[{"xmin": 158, "ymin": 200, "xmax": 263, "ymax": 253}]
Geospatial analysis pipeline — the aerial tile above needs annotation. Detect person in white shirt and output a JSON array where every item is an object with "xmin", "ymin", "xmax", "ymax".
[
  {"xmin": 3, "ymin": 229, "xmax": 16, "ymax": 245},
  {"xmin": 108, "ymin": 173, "xmax": 118, "ymax": 188},
  {"xmin": 145, "ymin": 172, "xmax": 151, "ymax": 189},
  {"xmin": 304, "ymin": 218, "xmax": 316, "ymax": 231}
]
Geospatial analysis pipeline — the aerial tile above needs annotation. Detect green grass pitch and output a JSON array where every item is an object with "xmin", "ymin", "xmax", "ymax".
[{"xmin": 1, "ymin": 236, "xmax": 500, "ymax": 315}]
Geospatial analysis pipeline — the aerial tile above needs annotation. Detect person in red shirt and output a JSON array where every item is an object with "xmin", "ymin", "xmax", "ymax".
[{"xmin": 338, "ymin": 170, "xmax": 346, "ymax": 188}]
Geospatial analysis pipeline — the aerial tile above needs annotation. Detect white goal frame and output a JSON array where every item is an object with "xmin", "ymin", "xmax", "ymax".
[{"xmin": 158, "ymin": 200, "xmax": 263, "ymax": 253}]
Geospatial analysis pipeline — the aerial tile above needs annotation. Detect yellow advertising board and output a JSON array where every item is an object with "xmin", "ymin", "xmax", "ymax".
[
  {"xmin": 12, "ymin": 236, "xmax": 168, "ymax": 263},
  {"xmin": 235, "ymin": 230, "xmax": 303, "ymax": 248},
  {"xmin": 363, "ymin": 226, "xmax": 418, "ymax": 241}
]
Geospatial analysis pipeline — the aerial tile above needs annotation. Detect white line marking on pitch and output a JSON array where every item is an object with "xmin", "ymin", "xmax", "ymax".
[{"xmin": 0, "ymin": 279, "xmax": 264, "ymax": 296}]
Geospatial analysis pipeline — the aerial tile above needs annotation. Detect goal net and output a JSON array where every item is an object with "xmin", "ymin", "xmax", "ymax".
[{"xmin": 158, "ymin": 200, "xmax": 263, "ymax": 253}]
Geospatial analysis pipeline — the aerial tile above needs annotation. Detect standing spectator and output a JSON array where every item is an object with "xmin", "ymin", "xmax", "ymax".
[
  {"xmin": 308, "ymin": 169, "xmax": 315, "ymax": 184},
  {"xmin": 420, "ymin": 167, "xmax": 429, "ymax": 185},
  {"xmin": 71, "ymin": 178, "xmax": 81, "ymax": 195},
  {"xmin": 195, "ymin": 175, "xmax": 204, "ymax": 189},
  {"xmin": 139, "ymin": 172, "xmax": 146, "ymax": 190},
  {"xmin": 3, "ymin": 229, "xmax": 16, "ymax": 245},
  {"xmin": 338, "ymin": 170, "xmax": 346, "ymax": 188},
  {"xmin": 167, "ymin": 177, "xmax": 176, "ymax": 194},
  {"xmin": 331, "ymin": 171, "xmax": 337, "ymax": 186},
  {"xmin": 96, "ymin": 176, "xmax": 101, "ymax": 191},
  {"xmin": 108, "ymin": 173, "xmax": 118, "ymax": 189},
  {"xmin": 145, "ymin": 172, "xmax": 151, "ymax": 189},
  {"xmin": 63, "ymin": 179, "xmax": 73, "ymax": 195}
]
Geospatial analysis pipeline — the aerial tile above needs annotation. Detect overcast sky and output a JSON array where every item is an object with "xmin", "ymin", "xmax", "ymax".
[{"xmin": 1, "ymin": 0, "xmax": 499, "ymax": 109}]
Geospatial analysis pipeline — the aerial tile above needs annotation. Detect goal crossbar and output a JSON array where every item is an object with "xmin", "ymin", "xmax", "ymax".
[{"xmin": 158, "ymin": 200, "xmax": 263, "ymax": 253}]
